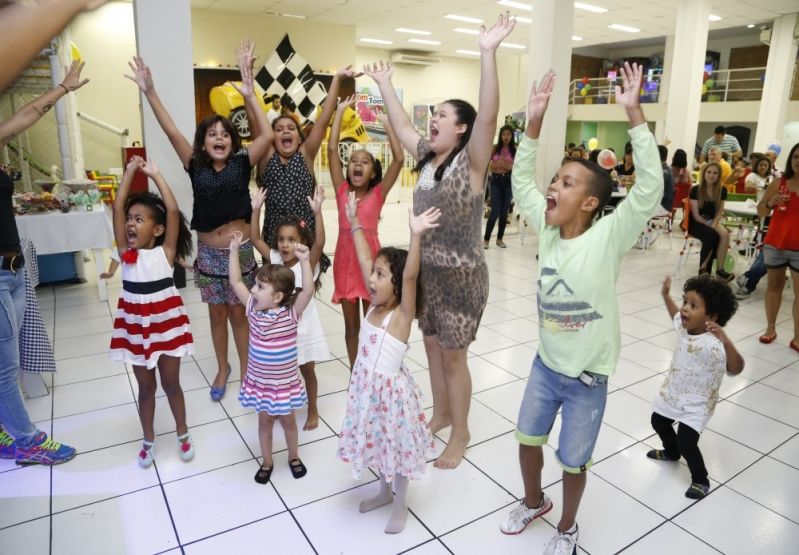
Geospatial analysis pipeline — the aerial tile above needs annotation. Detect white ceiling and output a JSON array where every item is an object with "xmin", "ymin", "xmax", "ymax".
[{"xmin": 190, "ymin": 0, "xmax": 798, "ymax": 58}]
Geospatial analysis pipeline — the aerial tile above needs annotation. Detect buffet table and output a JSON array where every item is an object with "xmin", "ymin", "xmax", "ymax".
[{"xmin": 15, "ymin": 205, "xmax": 114, "ymax": 300}]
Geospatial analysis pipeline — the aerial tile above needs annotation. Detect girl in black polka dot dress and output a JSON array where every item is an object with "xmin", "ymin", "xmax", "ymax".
[
  {"xmin": 126, "ymin": 41, "xmax": 271, "ymax": 399},
  {"xmin": 255, "ymin": 66, "xmax": 362, "ymax": 273}
]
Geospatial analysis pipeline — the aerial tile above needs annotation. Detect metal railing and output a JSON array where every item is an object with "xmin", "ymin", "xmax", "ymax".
[{"xmin": 570, "ymin": 70, "xmax": 663, "ymax": 105}]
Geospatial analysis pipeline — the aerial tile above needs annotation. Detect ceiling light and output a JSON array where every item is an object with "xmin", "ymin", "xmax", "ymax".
[
  {"xmin": 709, "ymin": 14, "xmax": 722, "ymax": 22},
  {"xmin": 445, "ymin": 14, "xmax": 484, "ymax": 24},
  {"xmin": 572, "ymin": 35, "xmax": 584, "ymax": 41},
  {"xmin": 746, "ymin": 24, "xmax": 755, "ymax": 28},
  {"xmin": 265, "ymin": 11, "xmax": 306, "ymax": 19},
  {"xmin": 360, "ymin": 38, "xmax": 393, "ymax": 45},
  {"xmin": 455, "ymin": 49, "xmax": 480, "ymax": 56},
  {"xmin": 497, "ymin": 0, "xmax": 532, "ymax": 12},
  {"xmin": 500, "ymin": 42, "xmax": 526, "ymax": 49},
  {"xmin": 574, "ymin": 2, "xmax": 607, "ymax": 13},
  {"xmin": 395, "ymin": 27, "xmax": 431, "ymax": 35},
  {"xmin": 608, "ymin": 23, "xmax": 640, "ymax": 33},
  {"xmin": 409, "ymin": 38, "xmax": 442, "ymax": 45},
  {"xmin": 454, "ymin": 27, "xmax": 480, "ymax": 35},
  {"xmin": 514, "ymin": 16, "xmax": 532, "ymax": 24}
]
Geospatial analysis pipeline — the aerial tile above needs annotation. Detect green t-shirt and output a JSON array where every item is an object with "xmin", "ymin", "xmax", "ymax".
[{"xmin": 511, "ymin": 124, "xmax": 663, "ymax": 377}]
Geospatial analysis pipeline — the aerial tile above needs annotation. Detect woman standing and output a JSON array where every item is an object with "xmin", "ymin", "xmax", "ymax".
[
  {"xmin": 686, "ymin": 162, "xmax": 733, "ymax": 281},
  {"xmin": 757, "ymin": 143, "xmax": 799, "ymax": 348},
  {"xmin": 484, "ymin": 125, "xmax": 516, "ymax": 249},
  {"xmin": 364, "ymin": 13, "xmax": 515, "ymax": 469}
]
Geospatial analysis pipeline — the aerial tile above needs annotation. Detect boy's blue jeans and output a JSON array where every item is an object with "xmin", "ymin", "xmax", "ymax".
[{"xmin": 742, "ymin": 249, "xmax": 767, "ymax": 292}]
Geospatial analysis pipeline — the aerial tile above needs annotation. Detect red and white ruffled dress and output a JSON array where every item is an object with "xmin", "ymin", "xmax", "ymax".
[{"xmin": 109, "ymin": 247, "xmax": 194, "ymax": 369}]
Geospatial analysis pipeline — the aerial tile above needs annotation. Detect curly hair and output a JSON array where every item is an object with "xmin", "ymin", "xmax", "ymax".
[
  {"xmin": 254, "ymin": 264, "xmax": 298, "ymax": 307},
  {"xmin": 274, "ymin": 217, "xmax": 322, "ymax": 293},
  {"xmin": 683, "ymin": 274, "xmax": 738, "ymax": 327},
  {"xmin": 192, "ymin": 115, "xmax": 241, "ymax": 168},
  {"xmin": 125, "ymin": 192, "xmax": 192, "ymax": 260}
]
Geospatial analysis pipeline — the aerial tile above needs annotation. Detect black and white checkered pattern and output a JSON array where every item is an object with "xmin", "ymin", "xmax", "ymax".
[
  {"xmin": 255, "ymin": 35, "xmax": 327, "ymax": 124},
  {"xmin": 19, "ymin": 239, "xmax": 56, "ymax": 374}
]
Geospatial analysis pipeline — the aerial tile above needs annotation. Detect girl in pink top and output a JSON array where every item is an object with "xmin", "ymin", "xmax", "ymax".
[{"xmin": 328, "ymin": 95, "xmax": 405, "ymax": 368}]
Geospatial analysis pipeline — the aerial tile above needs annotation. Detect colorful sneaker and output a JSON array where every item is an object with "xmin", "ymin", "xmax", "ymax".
[
  {"xmin": 499, "ymin": 495, "xmax": 553, "ymax": 535},
  {"xmin": 0, "ymin": 429, "xmax": 16, "ymax": 459},
  {"xmin": 543, "ymin": 524, "xmax": 579, "ymax": 555},
  {"xmin": 15, "ymin": 431, "xmax": 76, "ymax": 466},
  {"xmin": 177, "ymin": 432, "xmax": 195, "ymax": 462},
  {"xmin": 138, "ymin": 440, "xmax": 155, "ymax": 468}
]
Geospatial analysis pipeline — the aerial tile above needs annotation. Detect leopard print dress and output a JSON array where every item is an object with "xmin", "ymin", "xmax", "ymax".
[{"xmin": 413, "ymin": 139, "xmax": 489, "ymax": 350}]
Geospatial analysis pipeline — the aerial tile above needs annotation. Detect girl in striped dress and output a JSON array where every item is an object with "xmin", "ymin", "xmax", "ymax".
[
  {"xmin": 109, "ymin": 156, "xmax": 195, "ymax": 468},
  {"xmin": 228, "ymin": 230, "xmax": 315, "ymax": 484}
]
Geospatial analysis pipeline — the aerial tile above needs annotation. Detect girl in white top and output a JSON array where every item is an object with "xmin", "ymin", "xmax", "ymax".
[
  {"xmin": 250, "ymin": 187, "xmax": 330, "ymax": 431},
  {"xmin": 744, "ymin": 156, "xmax": 772, "ymax": 199}
]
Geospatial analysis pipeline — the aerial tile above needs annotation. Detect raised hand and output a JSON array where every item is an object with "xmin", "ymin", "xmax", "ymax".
[
  {"xmin": 345, "ymin": 191, "xmax": 359, "ymax": 225},
  {"xmin": 229, "ymin": 230, "xmax": 243, "ymax": 250},
  {"xmin": 251, "ymin": 188, "xmax": 266, "ymax": 211},
  {"xmin": 61, "ymin": 60, "xmax": 89, "ymax": 92},
  {"xmin": 479, "ymin": 11, "xmax": 516, "ymax": 52},
  {"xmin": 614, "ymin": 62, "xmax": 642, "ymax": 109},
  {"xmin": 705, "ymin": 320, "xmax": 728, "ymax": 342},
  {"xmin": 369, "ymin": 105, "xmax": 389, "ymax": 126},
  {"xmin": 235, "ymin": 39, "xmax": 257, "ymax": 72},
  {"xmin": 294, "ymin": 243, "xmax": 310, "ymax": 261},
  {"xmin": 363, "ymin": 61, "xmax": 393, "ymax": 85},
  {"xmin": 125, "ymin": 155, "xmax": 144, "ymax": 174},
  {"xmin": 124, "ymin": 56, "xmax": 154, "ymax": 94},
  {"xmin": 337, "ymin": 94, "xmax": 357, "ymax": 114},
  {"xmin": 232, "ymin": 39, "xmax": 257, "ymax": 98},
  {"xmin": 336, "ymin": 65, "xmax": 364, "ymax": 79},
  {"xmin": 307, "ymin": 187, "xmax": 326, "ymax": 214},
  {"xmin": 661, "ymin": 275, "xmax": 671, "ymax": 297},
  {"xmin": 409, "ymin": 206, "xmax": 442, "ymax": 236},
  {"xmin": 526, "ymin": 71, "xmax": 555, "ymax": 124},
  {"xmin": 140, "ymin": 159, "xmax": 159, "ymax": 177}
]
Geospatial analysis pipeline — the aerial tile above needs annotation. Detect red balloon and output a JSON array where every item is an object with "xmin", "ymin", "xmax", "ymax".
[
  {"xmin": 703, "ymin": 71, "xmax": 710, "ymax": 82},
  {"xmin": 597, "ymin": 149, "xmax": 617, "ymax": 170},
  {"xmin": 581, "ymin": 76, "xmax": 590, "ymax": 85}
]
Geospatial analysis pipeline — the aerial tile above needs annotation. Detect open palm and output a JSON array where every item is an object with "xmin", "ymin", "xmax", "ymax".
[
  {"xmin": 614, "ymin": 62, "xmax": 642, "ymax": 109},
  {"xmin": 363, "ymin": 61, "xmax": 393, "ymax": 85},
  {"xmin": 479, "ymin": 12, "xmax": 516, "ymax": 52},
  {"xmin": 409, "ymin": 206, "xmax": 442, "ymax": 235},
  {"xmin": 124, "ymin": 57, "xmax": 153, "ymax": 93},
  {"xmin": 526, "ymin": 71, "xmax": 555, "ymax": 123}
]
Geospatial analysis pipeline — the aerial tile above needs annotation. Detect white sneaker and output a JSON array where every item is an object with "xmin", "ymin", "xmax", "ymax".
[
  {"xmin": 499, "ymin": 495, "xmax": 553, "ymax": 535},
  {"xmin": 735, "ymin": 275, "xmax": 748, "ymax": 290},
  {"xmin": 734, "ymin": 287, "xmax": 751, "ymax": 300},
  {"xmin": 544, "ymin": 524, "xmax": 579, "ymax": 555}
]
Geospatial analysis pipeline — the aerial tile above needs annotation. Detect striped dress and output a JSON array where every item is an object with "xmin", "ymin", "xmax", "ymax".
[
  {"xmin": 238, "ymin": 296, "xmax": 307, "ymax": 415},
  {"xmin": 109, "ymin": 247, "xmax": 194, "ymax": 369}
]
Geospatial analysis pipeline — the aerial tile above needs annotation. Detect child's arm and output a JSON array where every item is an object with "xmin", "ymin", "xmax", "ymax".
[
  {"xmin": 232, "ymin": 40, "xmax": 272, "ymax": 166},
  {"xmin": 100, "ymin": 258, "xmax": 119, "ymax": 280},
  {"xmin": 511, "ymin": 71, "xmax": 555, "ymax": 233},
  {"xmin": 705, "ymin": 321, "xmax": 745, "ymax": 375},
  {"xmin": 397, "ymin": 207, "xmax": 442, "ymax": 333},
  {"xmin": 113, "ymin": 156, "xmax": 142, "ymax": 257},
  {"xmin": 345, "ymin": 191, "xmax": 374, "ymax": 289},
  {"xmin": 125, "ymin": 57, "xmax": 193, "ymax": 168},
  {"xmin": 227, "ymin": 231, "xmax": 251, "ymax": 305},
  {"xmin": 363, "ymin": 61, "xmax": 421, "ymax": 159},
  {"xmin": 304, "ymin": 66, "xmax": 362, "ymax": 160},
  {"xmin": 661, "ymin": 275, "xmax": 679, "ymax": 320},
  {"xmin": 292, "ymin": 244, "xmax": 314, "ymax": 316},
  {"xmin": 140, "ymin": 159, "xmax": 180, "ymax": 265},
  {"xmin": 376, "ymin": 108, "xmax": 406, "ymax": 199},
  {"xmin": 307, "ymin": 187, "xmax": 326, "ymax": 269},
  {"xmin": 249, "ymin": 188, "xmax": 271, "ymax": 259},
  {"xmin": 327, "ymin": 96, "xmax": 352, "ymax": 187},
  {"xmin": 467, "ymin": 13, "xmax": 515, "ymax": 194}
]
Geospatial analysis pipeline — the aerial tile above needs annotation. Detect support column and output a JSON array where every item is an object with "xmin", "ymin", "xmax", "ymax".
[
  {"xmin": 654, "ymin": 34, "xmax": 675, "ymax": 144},
  {"xmin": 753, "ymin": 13, "xmax": 798, "ymax": 159},
  {"xmin": 662, "ymin": 0, "xmax": 711, "ymax": 164},
  {"xmin": 527, "ymin": 0, "xmax": 574, "ymax": 186},
  {"xmin": 132, "ymin": 0, "xmax": 194, "ymax": 222}
]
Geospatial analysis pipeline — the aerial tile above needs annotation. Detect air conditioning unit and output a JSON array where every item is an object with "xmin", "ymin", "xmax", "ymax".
[
  {"xmin": 760, "ymin": 26, "xmax": 771, "ymax": 45},
  {"xmin": 390, "ymin": 52, "xmax": 440, "ymax": 66}
]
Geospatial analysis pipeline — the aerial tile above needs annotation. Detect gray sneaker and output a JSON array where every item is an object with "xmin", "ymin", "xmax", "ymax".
[
  {"xmin": 499, "ymin": 495, "xmax": 553, "ymax": 535},
  {"xmin": 544, "ymin": 525, "xmax": 579, "ymax": 555},
  {"xmin": 734, "ymin": 287, "xmax": 752, "ymax": 300},
  {"xmin": 735, "ymin": 275, "xmax": 748, "ymax": 290}
]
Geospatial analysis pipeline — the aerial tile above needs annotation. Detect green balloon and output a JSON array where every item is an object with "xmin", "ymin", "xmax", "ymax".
[{"xmin": 705, "ymin": 78, "xmax": 715, "ymax": 89}]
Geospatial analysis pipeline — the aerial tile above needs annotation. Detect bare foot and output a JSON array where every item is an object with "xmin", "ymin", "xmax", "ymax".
[
  {"xmin": 428, "ymin": 414, "xmax": 451, "ymax": 435},
  {"xmin": 385, "ymin": 502, "xmax": 408, "ymax": 534},
  {"xmin": 359, "ymin": 486, "xmax": 394, "ymax": 513},
  {"xmin": 434, "ymin": 432, "xmax": 470, "ymax": 469},
  {"xmin": 303, "ymin": 410, "xmax": 319, "ymax": 431}
]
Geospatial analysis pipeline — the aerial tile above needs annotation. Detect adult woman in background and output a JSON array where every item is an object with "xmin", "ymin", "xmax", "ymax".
[{"xmin": 483, "ymin": 125, "xmax": 516, "ymax": 249}]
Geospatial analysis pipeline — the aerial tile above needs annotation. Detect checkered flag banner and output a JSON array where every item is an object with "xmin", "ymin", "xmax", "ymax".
[{"xmin": 255, "ymin": 35, "xmax": 327, "ymax": 124}]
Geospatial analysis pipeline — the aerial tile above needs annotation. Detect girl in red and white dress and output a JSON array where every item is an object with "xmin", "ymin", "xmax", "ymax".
[{"xmin": 110, "ymin": 156, "xmax": 195, "ymax": 468}]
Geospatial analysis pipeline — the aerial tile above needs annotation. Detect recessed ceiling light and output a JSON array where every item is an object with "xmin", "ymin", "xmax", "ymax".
[
  {"xmin": 497, "ymin": 0, "xmax": 532, "ymax": 12},
  {"xmin": 572, "ymin": 35, "xmax": 584, "ymax": 41},
  {"xmin": 500, "ymin": 42, "xmax": 526, "ymax": 49},
  {"xmin": 360, "ymin": 38, "xmax": 393, "ymax": 45},
  {"xmin": 445, "ymin": 14, "xmax": 484, "ymax": 24},
  {"xmin": 574, "ymin": 2, "xmax": 607, "ymax": 13},
  {"xmin": 454, "ymin": 27, "xmax": 480, "ymax": 35},
  {"xmin": 396, "ymin": 27, "xmax": 431, "ymax": 35},
  {"xmin": 265, "ymin": 11, "xmax": 306, "ymax": 19},
  {"xmin": 746, "ymin": 24, "xmax": 755, "ymax": 28},
  {"xmin": 455, "ymin": 49, "xmax": 481, "ymax": 56},
  {"xmin": 608, "ymin": 23, "xmax": 640, "ymax": 33},
  {"xmin": 709, "ymin": 14, "xmax": 722, "ymax": 22},
  {"xmin": 514, "ymin": 16, "xmax": 532, "ymax": 24},
  {"xmin": 409, "ymin": 38, "xmax": 442, "ymax": 45}
]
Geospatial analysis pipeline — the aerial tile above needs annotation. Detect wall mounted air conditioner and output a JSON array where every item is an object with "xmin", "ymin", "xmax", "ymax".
[{"xmin": 390, "ymin": 52, "xmax": 440, "ymax": 66}]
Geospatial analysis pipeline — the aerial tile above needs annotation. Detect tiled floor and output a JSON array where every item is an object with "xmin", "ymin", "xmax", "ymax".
[{"xmin": 3, "ymin": 200, "xmax": 799, "ymax": 554}]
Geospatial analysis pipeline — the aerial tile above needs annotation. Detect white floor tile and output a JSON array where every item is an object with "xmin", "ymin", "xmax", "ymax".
[
  {"xmin": 53, "ymin": 332, "xmax": 112, "ymax": 360},
  {"xmin": 694, "ymin": 429, "xmax": 762, "ymax": 483},
  {"xmin": 314, "ymin": 358, "xmax": 352, "ymax": 396},
  {"xmin": 51, "ymin": 402, "xmax": 142, "ymax": 453},
  {"xmin": 0, "ymin": 517, "xmax": 50, "ymax": 554},
  {"xmin": 435, "ymin": 399, "xmax": 514, "ymax": 447},
  {"xmin": 467, "ymin": 356, "xmax": 520, "ymax": 394},
  {"xmin": 316, "ymin": 390, "xmax": 349, "ymax": 434},
  {"xmin": 706, "ymin": 401, "xmax": 797, "ymax": 454},
  {"xmin": 182, "ymin": 511, "xmax": 313, "ymax": 554},
  {"xmin": 473, "ymin": 381, "xmax": 526, "ymax": 424},
  {"xmin": 482, "ymin": 344, "xmax": 536, "ymax": 379},
  {"xmin": 486, "ymin": 317, "xmax": 539, "ymax": 343},
  {"xmin": 620, "ymin": 522, "xmax": 718, "ymax": 554},
  {"xmin": 0, "ymin": 465, "xmax": 51, "ymax": 528},
  {"xmin": 727, "ymin": 383, "xmax": 799, "ymax": 427},
  {"xmin": 769, "ymin": 433, "xmax": 799, "ymax": 469},
  {"xmin": 761, "ymin": 366, "xmax": 799, "ymax": 398},
  {"xmin": 152, "ymin": 386, "xmax": 228, "ymax": 433},
  {"xmin": 53, "ymin": 373, "xmax": 134, "ymax": 418},
  {"xmin": 602, "ymin": 390, "xmax": 658, "ymax": 441},
  {"xmin": 404, "ymin": 540, "xmax": 453, "ymax": 555},
  {"xmin": 547, "ymin": 418, "xmax": 638, "ymax": 464},
  {"xmin": 609, "ymin": 358, "xmax": 660, "ymax": 389},
  {"xmin": 468, "ymin": 326, "xmax": 519, "ymax": 356},
  {"xmin": 53, "ymin": 352, "xmax": 126, "ymax": 386},
  {"xmin": 727, "ymin": 456, "xmax": 799, "ymax": 524}
]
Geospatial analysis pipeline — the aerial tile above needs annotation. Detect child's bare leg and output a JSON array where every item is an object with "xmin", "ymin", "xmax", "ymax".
[
  {"xmin": 278, "ymin": 413, "xmax": 299, "ymax": 461},
  {"xmin": 424, "ymin": 335, "xmax": 451, "ymax": 433},
  {"xmin": 258, "ymin": 412, "xmax": 276, "ymax": 466},
  {"xmin": 341, "ymin": 299, "xmax": 361, "ymax": 369},
  {"xmin": 360, "ymin": 473, "xmax": 394, "ymax": 513},
  {"xmin": 158, "ymin": 355, "xmax": 187, "ymax": 436},
  {"xmin": 299, "ymin": 362, "xmax": 319, "ymax": 430},
  {"xmin": 133, "ymin": 366, "xmax": 157, "ymax": 442},
  {"xmin": 434, "ymin": 346, "xmax": 472, "ymax": 469},
  {"xmin": 208, "ymin": 303, "xmax": 231, "ymax": 387},
  {"xmin": 228, "ymin": 303, "xmax": 249, "ymax": 381},
  {"xmin": 385, "ymin": 475, "xmax": 409, "ymax": 534}
]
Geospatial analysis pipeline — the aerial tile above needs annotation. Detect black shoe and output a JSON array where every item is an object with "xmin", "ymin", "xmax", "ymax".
[{"xmin": 254, "ymin": 462, "xmax": 273, "ymax": 484}]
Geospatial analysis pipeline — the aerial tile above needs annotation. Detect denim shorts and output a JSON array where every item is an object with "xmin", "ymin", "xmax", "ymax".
[
  {"xmin": 763, "ymin": 244, "xmax": 799, "ymax": 273},
  {"xmin": 516, "ymin": 355, "xmax": 608, "ymax": 473}
]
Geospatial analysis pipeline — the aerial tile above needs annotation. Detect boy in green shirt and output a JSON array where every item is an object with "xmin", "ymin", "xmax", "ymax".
[{"xmin": 499, "ymin": 64, "xmax": 663, "ymax": 554}]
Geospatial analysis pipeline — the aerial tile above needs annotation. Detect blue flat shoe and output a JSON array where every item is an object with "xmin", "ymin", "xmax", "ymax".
[{"xmin": 210, "ymin": 365, "xmax": 232, "ymax": 402}]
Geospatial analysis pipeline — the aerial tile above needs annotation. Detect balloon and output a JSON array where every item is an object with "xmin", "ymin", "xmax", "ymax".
[
  {"xmin": 767, "ymin": 142, "xmax": 782, "ymax": 156},
  {"xmin": 581, "ymin": 76, "xmax": 590, "ymax": 85},
  {"xmin": 587, "ymin": 137, "xmax": 599, "ymax": 151},
  {"xmin": 703, "ymin": 71, "xmax": 710, "ymax": 82},
  {"xmin": 701, "ymin": 84, "xmax": 708, "ymax": 95},
  {"xmin": 576, "ymin": 82, "xmax": 584, "ymax": 90},
  {"xmin": 705, "ymin": 78, "xmax": 715, "ymax": 89},
  {"xmin": 584, "ymin": 84, "xmax": 592, "ymax": 92},
  {"xmin": 580, "ymin": 87, "xmax": 588, "ymax": 96},
  {"xmin": 597, "ymin": 149, "xmax": 617, "ymax": 170}
]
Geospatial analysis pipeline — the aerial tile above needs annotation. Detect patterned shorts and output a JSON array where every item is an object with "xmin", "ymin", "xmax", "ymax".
[{"xmin": 194, "ymin": 241, "xmax": 256, "ymax": 305}]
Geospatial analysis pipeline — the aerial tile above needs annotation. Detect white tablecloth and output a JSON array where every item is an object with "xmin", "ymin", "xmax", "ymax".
[
  {"xmin": 15, "ymin": 205, "xmax": 114, "ymax": 255},
  {"xmin": 724, "ymin": 201, "xmax": 758, "ymax": 218}
]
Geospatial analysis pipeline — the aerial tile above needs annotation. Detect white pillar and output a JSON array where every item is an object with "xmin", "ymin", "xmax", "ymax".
[
  {"xmin": 132, "ymin": 0, "xmax": 194, "ymax": 222},
  {"xmin": 662, "ymin": 0, "xmax": 711, "ymax": 163},
  {"xmin": 753, "ymin": 13, "xmax": 798, "ymax": 156},
  {"xmin": 654, "ymin": 34, "xmax": 674, "ymax": 144},
  {"xmin": 527, "ymin": 0, "xmax": 574, "ymax": 186}
]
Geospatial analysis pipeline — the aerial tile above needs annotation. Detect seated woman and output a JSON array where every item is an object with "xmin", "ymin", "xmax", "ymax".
[
  {"xmin": 745, "ymin": 156, "xmax": 772, "ymax": 197},
  {"xmin": 685, "ymin": 162, "xmax": 733, "ymax": 282}
]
